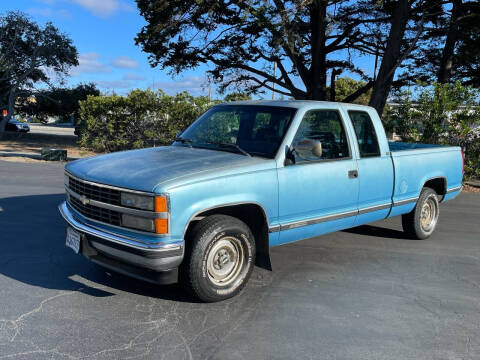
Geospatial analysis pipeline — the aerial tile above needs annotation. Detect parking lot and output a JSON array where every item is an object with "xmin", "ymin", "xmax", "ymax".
[{"xmin": 0, "ymin": 159, "xmax": 479, "ymax": 360}]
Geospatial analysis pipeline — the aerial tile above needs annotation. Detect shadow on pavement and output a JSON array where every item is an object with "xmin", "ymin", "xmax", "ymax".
[
  {"xmin": 0, "ymin": 193, "xmax": 196, "ymax": 302},
  {"xmin": 343, "ymin": 224, "xmax": 412, "ymax": 240}
]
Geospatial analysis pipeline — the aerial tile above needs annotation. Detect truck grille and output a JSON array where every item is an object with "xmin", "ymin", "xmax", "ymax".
[
  {"xmin": 69, "ymin": 194, "xmax": 122, "ymax": 226},
  {"xmin": 68, "ymin": 176, "xmax": 121, "ymax": 206}
]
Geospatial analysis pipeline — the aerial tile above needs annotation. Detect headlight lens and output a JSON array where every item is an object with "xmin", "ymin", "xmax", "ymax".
[
  {"xmin": 121, "ymin": 193, "xmax": 154, "ymax": 211},
  {"xmin": 122, "ymin": 214, "xmax": 155, "ymax": 232}
]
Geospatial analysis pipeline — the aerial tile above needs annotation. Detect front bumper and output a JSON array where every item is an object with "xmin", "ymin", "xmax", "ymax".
[{"xmin": 58, "ymin": 201, "xmax": 184, "ymax": 284}]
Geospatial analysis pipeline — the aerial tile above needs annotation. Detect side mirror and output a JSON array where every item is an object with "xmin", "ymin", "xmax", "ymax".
[{"xmin": 294, "ymin": 138, "xmax": 323, "ymax": 159}]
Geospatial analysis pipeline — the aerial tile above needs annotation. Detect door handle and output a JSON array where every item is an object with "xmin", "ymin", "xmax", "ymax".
[{"xmin": 348, "ymin": 170, "xmax": 358, "ymax": 179}]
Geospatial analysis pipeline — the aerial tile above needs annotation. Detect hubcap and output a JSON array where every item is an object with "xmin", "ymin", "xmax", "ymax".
[
  {"xmin": 420, "ymin": 196, "xmax": 438, "ymax": 232},
  {"xmin": 206, "ymin": 236, "xmax": 244, "ymax": 286}
]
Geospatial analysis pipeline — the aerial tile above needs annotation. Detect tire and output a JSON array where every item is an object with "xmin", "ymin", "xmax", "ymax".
[
  {"xmin": 181, "ymin": 215, "xmax": 256, "ymax": 302},
  {"xmin": 402, "ymin": 187, "xmax": 440, "ymax": 240}
]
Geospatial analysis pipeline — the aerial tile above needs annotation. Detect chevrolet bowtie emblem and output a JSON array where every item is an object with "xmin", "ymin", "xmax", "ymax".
[{"xmin": 80, "ymin": 195, "xmax": 89, "ymax": 205}]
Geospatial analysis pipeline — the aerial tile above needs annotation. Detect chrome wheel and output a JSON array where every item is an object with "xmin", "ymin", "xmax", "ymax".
[
  {"xmin": 206, "ymin": 236, "xmax": 244, "ymax": 286},
  {"xmin": 420, "ymin": 196, "xmax": 438, "ymax": 232}
]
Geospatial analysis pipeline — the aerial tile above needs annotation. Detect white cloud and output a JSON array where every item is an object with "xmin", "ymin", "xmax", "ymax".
[
  {"xmin": 96, "ymin": 80, "xmax": 133, "ymax": 89},
  {"xmin": 111, "ymin": 56, "xmax": 139, "ymax": 69},
  {"xmin": 69, "ymin": 0, "xmax": 134, "ymax": 17},
  {"xmin": 123, "ymin": 73, "xmax": 146, "ymax": 81},
  {"xmin": 153, "ymin": 76, "xmax": 206, "ymax": 93},
  {"xmin": 27, "ymin": 7, "xmax": 72, "ymax": 19},
  {"xmin": 70, "ymin": 53, "xmax": 111, "ymax": 76}
]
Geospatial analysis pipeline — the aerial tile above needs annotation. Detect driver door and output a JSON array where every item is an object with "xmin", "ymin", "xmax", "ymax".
[{"xmin": 275, "ymin": 109, "xmax": 359, "ymax": 245}]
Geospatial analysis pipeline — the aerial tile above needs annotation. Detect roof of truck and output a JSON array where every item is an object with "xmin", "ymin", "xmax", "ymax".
[{"xmin": 222, "ymin": 100, "xmax": 374, "ymax": 110}]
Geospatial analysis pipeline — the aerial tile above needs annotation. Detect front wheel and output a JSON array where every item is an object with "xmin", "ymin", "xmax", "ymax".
[
  {"xmin": 181, "ymin": 215, "xmax": 255, "ymax": 302},
  {"xmin": 402, "ymin": 187, "xmax": 440, "ymax": 239}
]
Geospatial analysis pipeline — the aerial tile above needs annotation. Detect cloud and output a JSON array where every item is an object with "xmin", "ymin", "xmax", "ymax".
[
  {"xmin": 96, "ymin": 80, "xmax": 133, "ymax": 89},
  {"xmin": 27, "ymin": 7, "xmax": 72, "ymax": 19},
  {"xmin": 70, "ymin": 53, "xmax": 111, "ymax": 76},
  {"xmin": 153, "ymin": 76, "xmax": 206, "ymax": 93},
  {"xmin": 111, "ymin": 56, "xmax": 139, "ymax": 69},
  {"xmin": 69, "ymin": 0, "xmax": 134, "ymax": 17},
  {"xmin": 123, "ymin": 73, "xmax": 146, "ymax": 81}
]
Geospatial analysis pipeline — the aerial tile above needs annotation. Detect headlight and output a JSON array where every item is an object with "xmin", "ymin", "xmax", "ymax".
[
  {"xmin": 122, "ymin": 214, "xmax": 155, "ymax": 232},
  {"xmin": 121, "ymin": 193, "xmax": 154, "ymax": 211}
]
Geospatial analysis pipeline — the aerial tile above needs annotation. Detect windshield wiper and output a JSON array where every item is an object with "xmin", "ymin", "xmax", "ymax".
[
  {"xmin": 174, "ymin": 137, "xmax": 193, "ymax": 147},
  {"xmin": 206, "ymin": 141, "xmax": 251, "ymax": 157}
]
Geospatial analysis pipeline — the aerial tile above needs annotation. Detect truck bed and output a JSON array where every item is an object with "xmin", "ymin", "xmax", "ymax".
[{"xmin": 387, "ymin": 141, "xmax": 463, "ymax": 217}]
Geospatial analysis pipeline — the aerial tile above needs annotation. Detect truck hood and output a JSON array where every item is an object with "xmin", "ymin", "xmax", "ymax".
[{"xmin": 65, "ymin": 146, "xmax": 274, "ymax": 193}]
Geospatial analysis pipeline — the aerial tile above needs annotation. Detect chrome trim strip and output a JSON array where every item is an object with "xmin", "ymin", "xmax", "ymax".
[
  {"xmin": 59, "ymin": 202, "xmax": 182, "ymax": 252},
  {"xmin": 65, "ymin": 171, "xmax": 155, "ymax": 196},
  {"xmin": 268, "ymin": 203, "xmax": 393, "ymax": 232},
  {"xmin": 446, "ymin": 185, "xmax": 462, "ymax": 194},
  {"xmin": 268, "ymin": 224, "xmax": 281, "ymax": 233},
  {"xmin": 280, "ymin": 209, "xmax": 358, "ymax": 231},
  {"xmin": 393, "ymin": 197, "xmax": 418, "ymax": 206},
  {"xmin": 65, "ymin": 186, "xmax": 167, "ymax": 219},
  {"xmin": 357, "ymin": 203, "xmax": 392, "ymax": 215}
]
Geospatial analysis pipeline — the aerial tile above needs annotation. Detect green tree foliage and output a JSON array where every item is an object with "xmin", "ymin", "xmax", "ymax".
[
  {"xmin": 78, "ymin": 90, "xmax": 211, "ymax": 152},
  {"xmin": 329, "ymin": 77, "xmax": 372, "ymax": 105},
  {"xmin": 18, "ymin": 83, "xmax": 99, "ymax": 123},
  {"xmin": 0, "ymin": 11, "xmax": 78, "ymax": 137},
  {"xmin": 224, "ymin": 93, "xmax": 252, "ymax": 102},
  {"xmin": 385, "ymin": 82, "xmax": 480, "ymax": 178}
]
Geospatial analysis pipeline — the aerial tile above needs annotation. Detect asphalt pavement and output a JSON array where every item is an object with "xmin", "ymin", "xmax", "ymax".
[{"xmin": 0, "ymin": 159, "xmax": 479, "ymax": 360}]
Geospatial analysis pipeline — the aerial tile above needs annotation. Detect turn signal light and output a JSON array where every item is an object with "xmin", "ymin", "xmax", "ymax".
[
  {"xmin": 155, "ymin": 196, "xmax": 168, "ymax": 212},
  {"xmin": 155, "ymin": 218, "xmax": 168, "ymax": 234}
]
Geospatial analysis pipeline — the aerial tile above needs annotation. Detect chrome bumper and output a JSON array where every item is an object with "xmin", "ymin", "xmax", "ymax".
[{"xmin": 58, "ymin": 202, "xmax": 184, "ymax": 278}]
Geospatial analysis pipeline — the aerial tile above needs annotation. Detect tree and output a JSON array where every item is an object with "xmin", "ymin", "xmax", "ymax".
[
  {"xmin": 329, "ymin": 77, "xmax": 371, "ymax": 105},
  {"xmin": 0, "ymin": 12, "xmax": 78, "ymax": 138},
  {"xmin": 224, "ymin": 92, "xmax": 252, "ymax": 102},
  {"xmin": 18, "ymin": 83, "xmax": 100, "ymax": 123},
  {"xmin": 397, "ymin": 1, "xmax": 480, "ymax": 87},
  {"xmin": 135, "ymin": 0, "xmax": 402, "ymax": 102}
]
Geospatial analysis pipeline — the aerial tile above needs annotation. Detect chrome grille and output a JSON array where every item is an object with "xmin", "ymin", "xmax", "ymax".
[
  {"xmin": 68, "ymin": 176, "xmax": 121, "ymax": 206},
  {"xmin": 69, "ymin": 194, "xmax": 121, "ymax": 226}
]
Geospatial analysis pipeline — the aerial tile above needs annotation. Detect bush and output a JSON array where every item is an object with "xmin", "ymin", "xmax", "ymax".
[
  {"xmin": 385, "ymin": 82, "xmax": 480, "ymax": 179},
  {"xmin": 78, "ymin": 90, "xmax": 212, "ymax": 152}
]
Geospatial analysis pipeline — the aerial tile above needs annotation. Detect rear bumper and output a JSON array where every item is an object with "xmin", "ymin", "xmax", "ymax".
[{"xmin": 58, "ymin": 201, "xmax": 184, "ymax": 284}]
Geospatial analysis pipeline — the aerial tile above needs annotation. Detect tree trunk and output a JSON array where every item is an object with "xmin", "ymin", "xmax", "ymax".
[
  {"xmin": 369, "ymin": 0, "xmax": 410, "ymax": 116},
  {"xmin": 0, "ymin": 89, "xmax": 15, "ymax": 140},
  {"xmin": 438, "ymin": 0, "xmax": 463, "ymax": 83},
  {"xmin": 309, "ymin": 1, "xmax": 328, "ymax": 100}
]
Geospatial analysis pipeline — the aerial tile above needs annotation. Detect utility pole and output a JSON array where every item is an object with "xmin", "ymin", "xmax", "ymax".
[
  {"xmin": 208, "ymin": 76, "xmax": 212, "ymax": 102},
  {"xmin": 272, "ymin": 61, "xmax": 277, "ymax": 100}
]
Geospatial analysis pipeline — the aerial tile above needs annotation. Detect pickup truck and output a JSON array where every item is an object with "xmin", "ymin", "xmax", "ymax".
[{"xmin": 59, "ymin": 101, "xmax": 463, "ymax": 302}]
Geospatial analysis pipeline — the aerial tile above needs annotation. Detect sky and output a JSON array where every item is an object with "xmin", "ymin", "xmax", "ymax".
[
  {"xmin": 1, "ymin": 0, "xmax": 374, "ymax": 99},
  {"xmin": 1, "ymin": 0, "xmax": 212, "ymax": 96}
]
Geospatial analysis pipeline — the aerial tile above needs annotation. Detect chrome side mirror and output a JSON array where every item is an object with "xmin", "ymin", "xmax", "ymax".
[{"xmin": 295, "ymin": 138, "xmax": 323, "ymax": 159}]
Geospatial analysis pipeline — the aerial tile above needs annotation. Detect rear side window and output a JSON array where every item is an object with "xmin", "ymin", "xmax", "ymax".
[{"xmin": 348, "ymin": 111, "xmax": 380, "ymax": 158}]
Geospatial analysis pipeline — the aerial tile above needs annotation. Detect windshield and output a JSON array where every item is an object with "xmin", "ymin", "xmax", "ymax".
[{"xmin": 174, "ymin": 105, "xmax": 297, "ymax": 158}]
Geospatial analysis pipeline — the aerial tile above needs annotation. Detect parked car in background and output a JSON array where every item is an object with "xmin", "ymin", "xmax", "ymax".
[
  {"xmin": 6, "ymin": 118, "xmax": 30, "ymax": 132},
  {"xmin": 59, "ymin": 100, "xmax": 463, "ymax": 302}
]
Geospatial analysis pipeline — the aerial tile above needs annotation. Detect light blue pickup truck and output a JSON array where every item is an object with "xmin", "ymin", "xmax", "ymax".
[{"xmin": 59, "ymin": 101, "xmax": 463, "ymax": 302}]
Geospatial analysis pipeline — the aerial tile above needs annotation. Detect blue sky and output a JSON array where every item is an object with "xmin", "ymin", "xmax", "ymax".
[
  {"xmin": 1, "ymin": 0, "xmax": 212, "ymax": 96},
  {"xmin": 1, "ymin": 0, "xmax": 374, "ymax": 98}
]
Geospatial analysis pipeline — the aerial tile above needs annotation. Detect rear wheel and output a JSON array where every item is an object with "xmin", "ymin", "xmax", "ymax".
[
  {"xmin": 402, "ymin": 187, "xmax": 440, "ymax": 239},
  {"xmin": 181, "ymin": 215, "xmax": 255, "ymax": 302}
]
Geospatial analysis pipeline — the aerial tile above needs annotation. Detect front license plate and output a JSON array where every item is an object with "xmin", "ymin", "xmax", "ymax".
[{"xmin": 66, "ymin": 227, "xmax": 81, "ymax": 254}]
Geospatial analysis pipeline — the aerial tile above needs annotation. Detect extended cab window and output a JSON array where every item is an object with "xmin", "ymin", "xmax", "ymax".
[
  {"xmin": 292, "ymin": 110, "xmax": 350, "ymax": 162},
  {"xmin": 348, "ymin": 111, "xmax": 380, "ymax": 157}
]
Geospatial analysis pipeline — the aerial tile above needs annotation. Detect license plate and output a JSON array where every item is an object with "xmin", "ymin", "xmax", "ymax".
[{"xmin": 66, "ymin": 227, "xmax": 81, "ymax": 254}]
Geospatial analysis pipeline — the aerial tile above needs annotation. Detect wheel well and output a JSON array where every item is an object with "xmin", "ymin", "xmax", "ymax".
[
  {"xmin": 424, "ymin": 177, "xmax": 446, "ymax": 196},
  {"xmin": 184, "ymin": 204, "xmax": 272, "ymax": 270}
]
